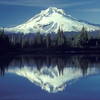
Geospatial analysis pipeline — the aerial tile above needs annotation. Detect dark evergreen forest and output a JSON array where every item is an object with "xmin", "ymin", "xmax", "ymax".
[{"xmin": 0, "ymin": 27, "xmax": 100, "ymax": 54}]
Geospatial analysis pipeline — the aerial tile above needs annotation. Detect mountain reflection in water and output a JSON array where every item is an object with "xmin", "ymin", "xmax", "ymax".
[{"xmin": 0, "ymin": 55, "xmax": 100, "ymax": 93}]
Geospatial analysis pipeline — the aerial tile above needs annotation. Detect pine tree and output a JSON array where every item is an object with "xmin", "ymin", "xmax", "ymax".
[
  {"xmin": 0, "ymin": 27, "xmax": 4, "ymax": 35},
  {"xmin": 0, "ymin": 28, "xmax": 10, "ymax": 50},
  {"xmin": 46, "ymin": 34, "xmax": 51, "ymax": 48},
  {"xmin": 35, "ymin": 32, "xmax": 42, "ymax": 47},
  {"xmin": 75, "ymin": 27, "xmax": 89, "ymax": 47},
  {"xmin": 57, "ymin": 28, "xmax": 65, "ymax": 47}
]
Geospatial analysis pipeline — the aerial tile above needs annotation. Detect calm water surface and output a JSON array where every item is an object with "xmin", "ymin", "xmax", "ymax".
[{"xmin": 0, "ymin": 55, "xmax": 100, "ymax": 100}]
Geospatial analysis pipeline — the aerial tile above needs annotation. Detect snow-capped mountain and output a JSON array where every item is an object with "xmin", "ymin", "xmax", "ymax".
[
  {"xmin": 7, "ymin": 66, "xmax": 100, "ymax": 93},
  {"xmin": 6, "ymin": 7, "xmax": 100, "ymax": 34}
]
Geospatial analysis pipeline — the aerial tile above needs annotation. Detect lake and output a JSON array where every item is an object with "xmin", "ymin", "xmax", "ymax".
[{"xmin": 0, "ymin": 55, "xmax": 100, "ymax": 100}]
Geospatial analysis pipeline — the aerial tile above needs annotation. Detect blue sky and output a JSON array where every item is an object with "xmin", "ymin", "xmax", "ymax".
[{"xmin": 0, "ymin": 0, "xmax": 100, "ymax": 27}]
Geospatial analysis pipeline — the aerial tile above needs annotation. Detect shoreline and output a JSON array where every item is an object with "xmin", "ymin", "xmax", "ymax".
[{"xmin": 1, "ymin": 48, "xmax": 100, "ymax": 55}]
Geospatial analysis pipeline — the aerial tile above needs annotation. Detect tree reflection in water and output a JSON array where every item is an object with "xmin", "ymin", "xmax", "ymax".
[{"xmin": 0, "ymin": 55, "xmax": 100, "ymax": 76}]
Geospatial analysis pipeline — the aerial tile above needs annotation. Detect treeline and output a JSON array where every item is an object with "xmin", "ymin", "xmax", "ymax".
[{"xmin": 0, "ymin": 27, "xmax": 100, "ymax": 53}]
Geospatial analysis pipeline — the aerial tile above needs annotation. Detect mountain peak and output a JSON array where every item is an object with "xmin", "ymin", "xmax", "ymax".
[
  {"xmin": 6, "ymin": 7, "xmax": 100, "ymax": 34},
  {"xmin": 40, "ymin": 7, "xmax": 66, "ymax": 16}
]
